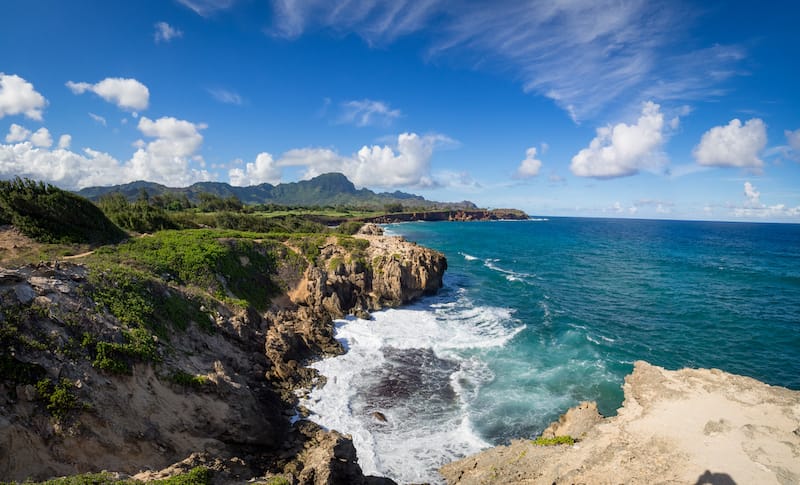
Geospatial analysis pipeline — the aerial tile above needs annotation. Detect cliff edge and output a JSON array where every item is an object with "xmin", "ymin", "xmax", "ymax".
[
  {"xmin": 441, "ymin": 361, "xmax": 800, "ymax": 485},
  {"xmin": 0, "ymin": 224, "xmax": 446, "ymax": 484}
]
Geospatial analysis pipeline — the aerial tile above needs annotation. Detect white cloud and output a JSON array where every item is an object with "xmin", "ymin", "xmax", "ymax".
[
  {"xmin": 229, "ymin": 152, "xmax": 281, "ymax": 186},
  {"xmin": 207, "ymin": 88, "xmax": 243, "ymax": 105},
  {"xmin": 693, "ymin": 118, "xmax": 766, "ymax": 170},
  {"xmin": 154, "ymin": 22, "xmax": 183, "ymax": 43},
  {"xmin": 785, "ymin": 128, "xmax": 800, "ymax": 152},
  {"xmin": 128, "ymin": 116, "xmax": 210, "ymax": 185},
  {"xmin": 0, "ymin": 142, "xmax": 123, "ymax": 189},
  {"xmin": 744, "ymin": 181, "xmax": 760, "ymax": 204},
  {"xmin": 276, "ymin": 132, "xmax": 453, "ymax": 188},
  {"xmin": 0, "ymin": 116, "xmax": 210, "ymax": 189},
  {"xmin": 269, "ymin": 1, "xmax": 744, "ymax": 121},
  {"xmin": 58, "ymin": 134, "xmax": 71, "ymax": 149},
  {"xmin": 570, "ymin": 101, "xmax": 666, "ymax": 178},
  {"xmin": 30, "ymin": 128, "xmax": 52, "ymax": 148},
  {"xmin": 515, "ymin": 147, "xmax": 542, "ymax": 178},
  {"xmin": 5, "ymin": 123, "xmax": 30, "ymax": 143},
  {"xmin": 89, "ymin": 112, "xmax": 107, "ymax": 126},
  {"xmin": 67, "ymin": 77, "xmax": 150, "ymax": 111},
  {"xmin": 732, "ymin": 204, "xmax": 800, "ymax": 219},
  {"xmin": 0, "ymin": 73, "xmax": 47, "ymax": 120},
  {"xmin": 177, "ymin": 0, "xmax": 236, "ymax": 16},
  {"xmin": 338, "ymin": 99, "xmax": 401, "ymax": 127}
]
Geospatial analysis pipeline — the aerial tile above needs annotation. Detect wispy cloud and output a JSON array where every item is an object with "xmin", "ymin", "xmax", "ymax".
[
  {"xmin": 88, "ymin": 112, "xmax": 107, "ymax": 126},
  {"xmin": 207, "ymin": 88, "xmax": 244, "ymax": 105},
  {"xmin": 267, "ymin": 0, "xmax": 744, "ymax": 122},
  {"xmin": 154, "ymin": 22, "xmax": 183, "ymax": 43},
  {"xmin": 177, "ymin": 0, "xmax": 236, "ymax": 17},
  {"xmin": 337, "ymin": 99, "xmax": 401, "ymax": 127}
]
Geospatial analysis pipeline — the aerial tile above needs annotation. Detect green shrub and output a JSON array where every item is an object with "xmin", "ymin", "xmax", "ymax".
[
  {"xmin": 333, "ymin": 221, "xmax": 364, "ymax": 235},
  {"xmin": 0, "ymin": 177, "xmax": 126, "ymax": 244},
  {"xmin": 168, "ymin": 370, "xmax": 208, "ymax": 389},
  {"xmin": 531, "ymin": 435, "xmax": 575, "ymax": 446},
  {"xmin": 36, "ymin": 378, "xmax": 78, "ymax": 420}
]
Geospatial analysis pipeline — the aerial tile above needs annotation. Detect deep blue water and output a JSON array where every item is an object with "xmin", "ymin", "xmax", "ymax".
[{"xmin": 302, "ymin": 218, "xmax": 800, "ymax": 483}]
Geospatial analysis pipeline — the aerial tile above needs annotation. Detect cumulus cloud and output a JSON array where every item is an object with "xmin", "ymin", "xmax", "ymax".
[
  {"xmin": 729, "ymin": 180, "xmax": 800, "ymax": 219},
  {"xmin": 58, "ymin": 134, "xmax": 71, "ymax": 149},
  {"xmin": 154, "ymin": 22, "xmax": 183, "ymax": 43},
  {"xmin": 515, "ymin": 147, "xmax": 543, "ymax": 178},
  {"xmin": 0, "ymin": 116, "xmax": 210, "ymax": 189},
  {"xmin": 275, "ymin": 133, "xmax": 453, "ymax": 188},
  {"xmin": 128, "ymin": 116, "xmax": 209, "ymax": 185},
  {"xmin": 0, "ymin": 73, "xmax": 47, "ymax": 120},
  {"xmin": 207, "ymin": 88, "xmax": 243, "ymax": 105},
  {"xmin": 744, "ymin": 181, "xmax": 760, "ymax": 204},
  {"xmin": 66, "ymin": 77, "xmax": 150, "ymax": 111},
  {"xmin": 693, "ymin": 118, "xmax": 766, "ymax": 170},
  {"xmin": 5, "ymin": 123, "xmax": 30, "ymax": 143},
  {"xmin": 338, "ymin": 99, "xmax": 401, "ymax": 127},
  {"xmin": 570, "ymin": 101, "xmax": 666, "ymax": 178},
  {"xmin": 0, "ymin": 142, "xmax": 124, "ymax": 189},
  {"xmin": 229, "ymin": 152, "xmax": 281, "ymax": 186},
  {"xmin": 30, "ymin": 128, "xmax": 52, "ymax": 148}
]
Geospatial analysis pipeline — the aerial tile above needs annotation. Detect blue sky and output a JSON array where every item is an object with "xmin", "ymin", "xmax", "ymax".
[{"xmin": 1, "ymin": 0, "xmax": 799, "ymax": 221}]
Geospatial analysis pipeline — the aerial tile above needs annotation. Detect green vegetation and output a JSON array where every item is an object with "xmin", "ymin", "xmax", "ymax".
[
  {"xmin": 96, "ymin": 192, "xmax": 177, "ymax": 233},
  {"xmin": 531, "ymin": 435, "xmax": 575, "ymax": 446},
  {"xmin": 168, "ymin": 370, "xmax": 208, "ymax": 389},
  {"xmin": 1, "ymin": 466, "xmax": 211, "ymax": 485},
  {"xmin": 0, "ymin": 177, "xmax": 126, "ymax": 244},
  {"xmin": 265, "ymin": 477, "xmax": 291, "ymax": 485},
  {"xmin": 82, "ymin": 328, "xmax": 159, "ymax": 375},
  {"xmin": 35, "ymin": 378, "xmax": 79, "ymax": 420},
  {"xmin": 90, "ymin": 230, "xmax": 280, "ymax": 309},
  {"xmin": 333, "ymin": 220, "xmax": 364, "ymax": 235}
]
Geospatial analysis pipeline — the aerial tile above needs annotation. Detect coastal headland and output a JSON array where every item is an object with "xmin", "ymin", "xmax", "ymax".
[
  {"xmin": 0, "ymin": 222, "xmax": 444, "ymax": 483},
  {"xmin": 441, "ymin": 361, "xmax": 800, "ymax": 485}
]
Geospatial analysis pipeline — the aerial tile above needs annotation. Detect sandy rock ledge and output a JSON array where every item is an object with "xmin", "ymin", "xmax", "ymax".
[{"xmin": 440, "ymin": 361, "xmax": 800, "ymax": 485}]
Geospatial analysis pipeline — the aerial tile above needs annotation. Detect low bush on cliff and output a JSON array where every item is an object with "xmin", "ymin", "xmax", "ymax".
[
  {"xmin": 0, "ymin": 177, "xmax": 126, "ymax": 244},
  {"xmin": 532, "ymin": 435, "xmax": 575, "ymax": 446},
  {"xmin": 5, "ymin": 466, "xmax": 212, "ymax": 484},
  {"xmin": 90, "ymin": 229, "xmax": 281, "ymax": 310}
]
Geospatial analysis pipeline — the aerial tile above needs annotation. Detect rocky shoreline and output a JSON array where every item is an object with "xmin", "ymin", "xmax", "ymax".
[
  {"xmin": 0, "ymin": 224, "xmax": 445, "ymax": 483},
  {"xmin": 360, "ymin": 209, "xmax": 528, "ymax": 224},
  {"xmin": 440, "ymin": 361, "xmax": 800, "ymax": 485}
]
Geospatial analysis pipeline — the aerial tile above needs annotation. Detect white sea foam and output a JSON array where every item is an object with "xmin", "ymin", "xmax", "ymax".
[
  {"xmin": 460, "ymin": 252, "xmax": 479, "ymax": 261},
  {"xmin": 300, "ymin": 292, "xmax": 523, "ymax": 483},
  {"xmin": 483, "ymin": 258, "xmax": 535, "ymax": 281}
]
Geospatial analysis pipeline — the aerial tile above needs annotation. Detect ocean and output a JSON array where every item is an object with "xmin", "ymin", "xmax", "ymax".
[{"xmin": 300, "ymin": 217, "xmax": 800, "ymax": 483}]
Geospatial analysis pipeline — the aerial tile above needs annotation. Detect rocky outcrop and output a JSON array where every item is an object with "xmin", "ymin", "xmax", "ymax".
[
  {"xmin": 440, "ymin": 361, "xmax": 800, "ymax": 485},
  {"xmin": 361, "ymin": 208, "xmax": 528, "ymax": 224},
  {"xmin": 266, "ymin": 228, "xmax": 447, "ymax": 394},
  {"xmin": 0, "ymin": 229, "xmax": 447, "ymax": 483}
]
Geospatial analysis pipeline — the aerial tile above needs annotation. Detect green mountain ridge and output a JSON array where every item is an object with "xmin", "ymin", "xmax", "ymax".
[{"xmin": 77, "ymin": 173, "xmax": 478, "ymax": 210}]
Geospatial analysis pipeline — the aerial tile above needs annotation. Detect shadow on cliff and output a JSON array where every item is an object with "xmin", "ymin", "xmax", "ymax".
[{"xmin": 695, "ymin": 470, "xmax": 736, "ymax": 485}]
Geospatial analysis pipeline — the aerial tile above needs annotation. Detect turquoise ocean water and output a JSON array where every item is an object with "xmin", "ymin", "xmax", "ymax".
[{"xmin": 301, "ymin": 218, "xmax": 800, "ymax": 483}]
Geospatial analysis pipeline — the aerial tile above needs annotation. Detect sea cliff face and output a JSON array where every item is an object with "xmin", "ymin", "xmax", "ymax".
[
  {"xmin": 0, "ymin": 224, "xmax": 445, "ymax": 483},
  {"xmin": 440, "ymin": 361, "xmax": 800, "ymax": 485}
]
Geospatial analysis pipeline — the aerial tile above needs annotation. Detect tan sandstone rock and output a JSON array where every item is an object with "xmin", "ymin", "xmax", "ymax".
[{"xmin": 440, "ymin": 361, "xmax": 800, "ymax": 485}]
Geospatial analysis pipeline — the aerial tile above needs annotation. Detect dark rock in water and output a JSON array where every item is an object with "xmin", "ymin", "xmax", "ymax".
[{"xmin": 371, "ymin": 411, "xmax": 388, "ymax": 422}]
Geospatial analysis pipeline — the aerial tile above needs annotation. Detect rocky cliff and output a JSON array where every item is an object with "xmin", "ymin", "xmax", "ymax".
[
  {"xmin": 440, "ymin": 361, "xmax": 800, "ymax": 485},
  {"xmin": 0, "ymin": 224, "xmax": 445, "ymax": 483}
]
